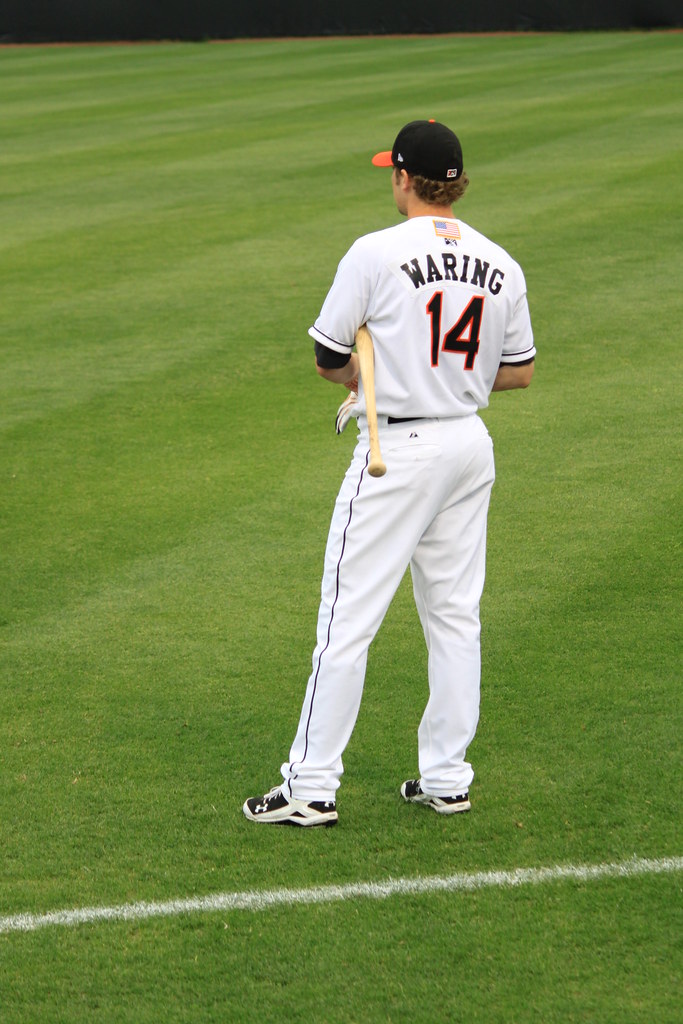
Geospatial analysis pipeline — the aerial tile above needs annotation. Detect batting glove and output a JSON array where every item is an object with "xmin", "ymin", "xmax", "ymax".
[{"xmin": 335, "ymin": 391, "xmax": 358, "ymax": 434}]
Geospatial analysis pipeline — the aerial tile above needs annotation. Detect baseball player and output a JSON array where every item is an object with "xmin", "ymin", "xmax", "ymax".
[{"xmin": 244, "ymin": 120, "xmax": 535, "ymax": 827}]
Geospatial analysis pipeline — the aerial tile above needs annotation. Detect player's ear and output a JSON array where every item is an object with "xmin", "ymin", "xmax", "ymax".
[{"xmin": 397, "ymin": 168, "xmax": 411, "ymax": 191}]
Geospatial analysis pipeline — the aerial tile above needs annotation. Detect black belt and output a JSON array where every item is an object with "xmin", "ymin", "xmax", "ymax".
[{"xmin": 387, "ymin": 416, "xmax": 427, "ymax": 424}]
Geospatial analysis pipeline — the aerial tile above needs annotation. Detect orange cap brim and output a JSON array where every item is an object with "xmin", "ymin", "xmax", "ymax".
[{"xmin": 371, "ymin": 151, "xmax": 393, "ymax": 167}]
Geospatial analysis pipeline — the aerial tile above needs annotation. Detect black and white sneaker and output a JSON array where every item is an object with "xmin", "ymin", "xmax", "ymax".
[
  {"xmin": 243, "ymin": 786, "xmax": 338, "ymax": 827},
  {"xmin": 401, "ymin": 779, "xmax": 471, "ymax": 815}
]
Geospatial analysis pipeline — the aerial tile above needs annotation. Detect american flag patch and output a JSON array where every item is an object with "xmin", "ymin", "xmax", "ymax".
[{"xmin": 433, "ymin": 219, "xmax": 461, "ymax": 240}]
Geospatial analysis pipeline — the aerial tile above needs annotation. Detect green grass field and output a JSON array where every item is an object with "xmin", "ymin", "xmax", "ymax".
[{"xmin": 1, "ymin": 31, "xmax": 681, "ymax": 1023}]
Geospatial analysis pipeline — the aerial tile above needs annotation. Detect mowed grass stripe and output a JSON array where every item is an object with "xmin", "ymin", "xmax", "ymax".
[{"xmin": 1, "ymin": 856, "xmax": 680, "ymax": 935}]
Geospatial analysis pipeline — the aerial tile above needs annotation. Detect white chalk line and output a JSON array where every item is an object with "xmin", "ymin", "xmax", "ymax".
[{"xmin": 1, "ymin": 855, "xmax": 681, "ymax": 936}]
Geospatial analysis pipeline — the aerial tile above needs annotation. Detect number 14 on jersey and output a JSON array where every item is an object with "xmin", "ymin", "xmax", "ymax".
[{"xmin": 427, "ymin": 293, "xmax": 484, "ymax": 370}]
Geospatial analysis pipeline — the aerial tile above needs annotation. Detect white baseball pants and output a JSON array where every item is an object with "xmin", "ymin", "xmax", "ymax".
[{"xmin": 281, "ymin": 413, "xmax": 495, "ymax": 803}]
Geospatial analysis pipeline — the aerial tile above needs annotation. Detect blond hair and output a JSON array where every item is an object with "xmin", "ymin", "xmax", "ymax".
[{"xmin": 410, "ymin": 171, "xmax": 470, "ymax": 205}]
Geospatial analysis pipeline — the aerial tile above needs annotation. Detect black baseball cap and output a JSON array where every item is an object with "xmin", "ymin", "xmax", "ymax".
[{"xmin": 372, "ymin": 119, "xmax": 464, "ymax": 182}]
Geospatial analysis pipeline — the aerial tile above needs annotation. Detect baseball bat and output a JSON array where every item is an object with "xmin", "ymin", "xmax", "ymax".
[{"xmin": 355, "ymin": 324, "xmax": 387, "ymax": 478}]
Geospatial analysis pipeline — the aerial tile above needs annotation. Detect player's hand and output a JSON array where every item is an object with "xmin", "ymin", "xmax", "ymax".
[
  {"xmin": 335, "ymin": 391, "xmax": 358, "ymax": 434},
  {"xmin": 343, "ymin": 376, "xmax": 358, "ymax": 392}
]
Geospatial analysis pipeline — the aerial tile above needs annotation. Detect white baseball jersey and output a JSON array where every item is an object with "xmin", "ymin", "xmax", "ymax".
[{"xmin": 309, "ymin": 215, "xmax": 535, "ymax": 418}]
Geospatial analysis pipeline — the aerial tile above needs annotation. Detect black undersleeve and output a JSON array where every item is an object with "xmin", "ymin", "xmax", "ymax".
[{"xmin": 314, "ymin": 340, "xmax": 352, "ymax": 370}]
